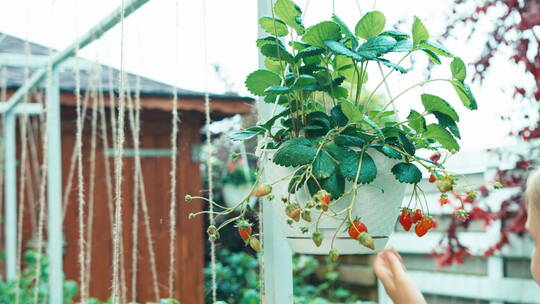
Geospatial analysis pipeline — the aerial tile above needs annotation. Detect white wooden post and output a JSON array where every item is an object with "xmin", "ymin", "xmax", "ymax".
[
  {"xmin": 46, "ymin": 68, "xmax": 63, "ymax": 304},
  {"xmin": 3, "ymin": 110, "xmax": 16, "ymax": 280},
  {"xmin": 258, "ymin": 1, "xmax": 294, "ymax": 303}
]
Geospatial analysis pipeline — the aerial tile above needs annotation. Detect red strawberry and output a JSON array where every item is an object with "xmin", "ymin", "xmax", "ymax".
[
  {"xmin": 429, "ymin": 174, "xmax": 436, "ymax": 183},
  {"xmin": 236, "ymin": 220, "xmax": 252, "ymax": 242},
  {"xmin": 415, "ymin": 221, "xmax": 428, "ymax": 237},
  {"xmin": 412, "ymin": 209, "xmax": 423, "ymax": 224},
  {"xmin": 348, "ymin": 220, "xmax": 368, "ymax": 240},
  {"xmin": 439, "ymin": 193, "xmax": 449, "ymax": 206},
  {"xmin": 399, "ymin": 209, "xmax": 413, "ymax": 231}
]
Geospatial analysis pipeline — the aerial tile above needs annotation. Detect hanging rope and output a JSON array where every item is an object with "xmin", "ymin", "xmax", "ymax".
[
  {"xmin": 72, "ymin": 15, "xmax": 89, "ymax": 303},
  {"xmin": 125, "ymin": 75, "xmax": 161, "ymax": 301},
  {"xmin": 112, "ymin": 0, "xmax": 127, "ymax": 301},
  {"xmin": 61, "ymin": 88, "xmax": 91, "ymax": 220},
  {"xmin": 129, "ymin": 77, "xmax": 141, "ymax": 302},
  {"xmin": 33, "ymin": 19, "xmax": 55, "ymax": 301},
  {"xmin": 201, "ymin": 0, "xmax": 217, "ymax": 301},
  {"xmin": 84, "ymin": 66, "xmax": 101, "ymax": 300},
  {"xmin": 168, "ymin": 0, "xmax": 181, "ymax": 297}
]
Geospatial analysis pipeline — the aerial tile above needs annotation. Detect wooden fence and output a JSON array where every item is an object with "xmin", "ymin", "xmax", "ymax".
[{"xmin": 377, "ymin": 147, "xmax": 539, "ymax": 304}]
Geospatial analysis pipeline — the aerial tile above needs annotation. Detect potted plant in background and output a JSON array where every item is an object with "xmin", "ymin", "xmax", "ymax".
[
  {"xmin": 222, "ymin": 157, "xmax": 257, "ymax": 208},
  {"xmin": 187, "ymin": 0, "xmax": 495, "ymax": 258}
]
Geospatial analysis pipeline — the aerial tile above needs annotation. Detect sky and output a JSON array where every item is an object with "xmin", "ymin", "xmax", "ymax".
[{"xmin": 0, "ymin": 0, "xmax": 530, "ymax": 151}]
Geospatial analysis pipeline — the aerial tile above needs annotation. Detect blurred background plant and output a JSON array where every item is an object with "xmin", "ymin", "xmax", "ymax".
[
  {"xmin": 0, "ymin": 249, "xmax": 180, "ymax": 303},
  {"xmin": 204, "ymin": 249, "xmax": 376, "ymax": 304},
  {"xmin": 432, "ymin": 0, "xmax": 540, "ymax": 266}
]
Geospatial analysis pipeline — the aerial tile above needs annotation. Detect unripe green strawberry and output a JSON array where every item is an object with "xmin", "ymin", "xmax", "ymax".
[
  {"xmin": 286, "ymin": 204, "xmax": 301, "ymax": 222},
  {"xmin": 313, "ymin": 190, "xmax": 331, "ymax": 211},
  {"xmin": 358, "ymin": 232, "xmax": 374, "ymax": 250},
  {"xmin": 301, "ymin": 209, "xmax": 312, "ymax": 222},
  {"xmin": 312, "ymin": 231, "xmax": 323, "ymax": 247},
  {"xmin": 252, "ymin": 184, "xmax": 272, "ymax": 197},
  {"xmin": 249, "ymin": 237, "xmax": 261, "ymax": 253},
  {"xmin": 436, "ymin": 176, "xmax": 455, "ymax": 193},
  {"xmin": 329, "ymin": 248, "xmax": 339, "ymax": 262},
  {"xmin": 184, "ymin": 194, "xmax": 193, "ymax": 202}
]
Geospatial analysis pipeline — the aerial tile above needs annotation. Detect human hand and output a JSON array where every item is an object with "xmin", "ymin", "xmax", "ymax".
[{"xmin": 374, "ymin": 247, "xmax": 426, "ymax": 304}]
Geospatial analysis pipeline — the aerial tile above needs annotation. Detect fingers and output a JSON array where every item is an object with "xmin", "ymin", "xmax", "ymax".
[
  {"xmin": 374, "ymin": 251, "xmax": 395, "ymax": 292},
  {"xmin": 384, "ymin": 249, "xmax": 408, "ymax": 280}
]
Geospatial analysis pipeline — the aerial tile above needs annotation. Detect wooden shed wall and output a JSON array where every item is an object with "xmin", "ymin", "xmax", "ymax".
[{"xmin": 13, "ymin": 106, "xmax": 205, "ymax": 303}]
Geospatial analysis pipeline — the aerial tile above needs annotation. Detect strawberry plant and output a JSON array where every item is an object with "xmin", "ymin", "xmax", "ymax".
[{"xmin": 187, "ymin": 0, "xmax": 492, "ymax": 257}]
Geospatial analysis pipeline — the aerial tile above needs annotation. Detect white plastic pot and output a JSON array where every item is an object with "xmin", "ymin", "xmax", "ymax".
[
  {"xmin": 222, "ymin": 183, "xmax": 255, "ymax": 208},
  {"xmin": 261, "ymin": 149, "xmax": 406, "ymax": 255}
]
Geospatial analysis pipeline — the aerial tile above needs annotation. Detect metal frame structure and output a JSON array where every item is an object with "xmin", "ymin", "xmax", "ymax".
[{"xmin": 0, "ymin": 0, "xmax": 150, "ymax": 303}]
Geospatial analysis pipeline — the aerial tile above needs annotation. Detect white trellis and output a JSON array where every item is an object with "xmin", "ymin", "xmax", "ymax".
[{"xmin": 0, "ymin": 1, "xmax": 150, "ymax": 302}]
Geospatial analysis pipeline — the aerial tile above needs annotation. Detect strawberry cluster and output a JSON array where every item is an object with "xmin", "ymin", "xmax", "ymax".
[{"xmin": 399, "ymin": 208, "xmax": 436, "ymax": 237}]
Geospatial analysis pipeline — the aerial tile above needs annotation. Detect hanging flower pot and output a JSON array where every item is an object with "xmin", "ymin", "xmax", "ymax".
[
  {"xmin": 261, "ymin": 149, "xmax": 406, "ymax": 254},
  {"xmin": 189, "ymin": 0, "xmax": 484, "ymax": 257}
]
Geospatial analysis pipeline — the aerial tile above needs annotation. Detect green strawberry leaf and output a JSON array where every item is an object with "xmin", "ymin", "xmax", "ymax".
[
  {"xmin": 424, "ymin": 124, "xmax": 460, "ymax": 152},
  {"xmin": 245, "ymin": 70, "xmax": 282, "ymax": 96},
  {"xmin": 274, "ymin": 0, "xmax": 305, "ymax": 35},
  {"xmin": 375, "ymin": 58, "xmax": 407, "ymax": 73},
  {"xmin": 362, "ymin": 117, "xmax": 385, "ymax": 141},
  {"xmin": 259, "ymin": 17, "xmax": 289, "ymax": 37},
  {"xmin": 321, "ymin": 171, "xmax": 346, "ymax": 199},
  {"xmin": 407, "ymin": 110, "xmax": 427, "ymax": 133},
  {"xmin": 420, "ymin": 41, "xmax": 453, "ymax": 57},
  {"xmin": 433, "ymin": 111, "xmax": 461, "ymax": 139},
  {"xmin": 293, "ymin": 74, "xmax": 317, "ymax": 89},
  {"xmin": 380, "ymin": 30, "xmax": 410, "ymax": 40},
  {"xmin": 273, "ymin": 138, "xmax": 317, "ymax": 167},
  {"xmin": 357, "ymin": 36, "xmax": 397, "ymax": 59},
  {"xmin": 355, "ymin": 11, "xmax": 386, "ymax": 40},
  {"xmin": 340, "ymin": 100, "xmax": 362, "ymax": 121},
  {"xmin": 330, "ymin": 104, "xmax": 349, "ymax": 127},
  {"xmin": 302, "ymin": 21, "xmax": 342, "ymax": 48},
  {"xmin": 325, "ymin": 40, "xmax": 364, "ymax": 61},
  {"xmin": 422, "ymin": 48, "xmax": 441, "ymax": 64},
  {"xmin": 332, "ymin": 14, "xmax": 358, "ymax": 49},
  {"xmin": 375, "ymin": 145, "xmax": 403, "ymax": 160},
  {"xmin": 421, "ymin": 94, "xmax": 459, "ymax": 122},
  {"xmin": 398, "ymin": 132, "xmax": 416, "ymax": 155},
  {"xmin": 450, "ymin": 57, "xmax": 467, "ymax": 81},
  {"xmin": 260, "ymin": 43, "xmax": 294, "ymax": 63},
  {"xmin": 295, "ymin": 46, "xmax": 325, "ymax": 59},
  {"xmin": 312, "ymin": 150, "xmax": 336, "ymax": 179},
  {"xmin": 391, "ymin": 162, "xmax": 422, "ymax": 184},
  {"xmin": 451, "ymin": 80, "xmax": 477, "ymax": 110},
  {"xmin": 264, "ymin": 85, "xmax": 292, "ymax": 95},
  {"xmin": 340, "ymin": 151, "xmax": 377, "ymax": 184},
  {"xmin": 412, "ymin": 16, "xmax": 429, "ymax": 45},
  {"xmin": 335, "ymin": 135, "xmax": 365, "ymax": 147},
  {"xmin": 229, "ymin": 127, "xmax": 265, "ymax": 141},
  {"xmin": 391, "ymin": 39, "xmax": 413, "ymax": 52}
]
